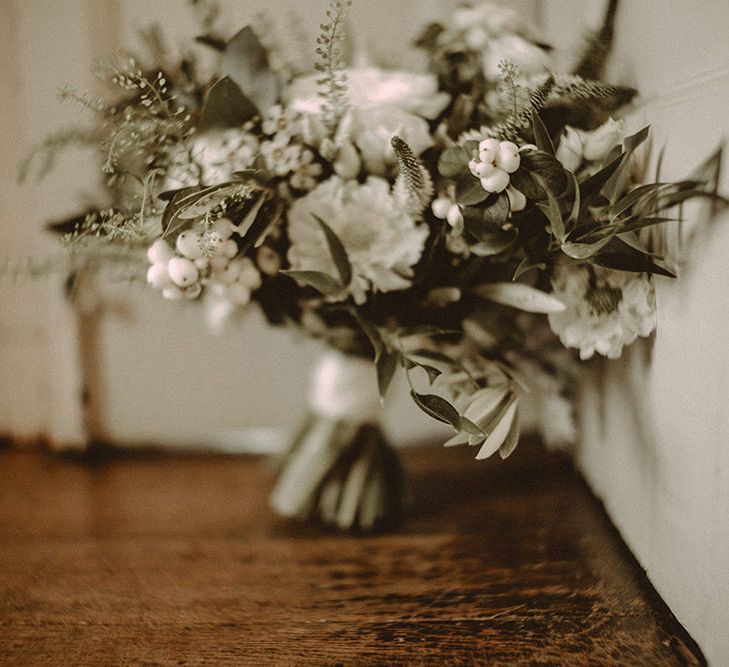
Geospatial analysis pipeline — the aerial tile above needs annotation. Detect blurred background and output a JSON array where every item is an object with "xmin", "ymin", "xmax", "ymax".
[{"xmin": 2, "ymin": 0, "xmax": 729, "ymax": 662}]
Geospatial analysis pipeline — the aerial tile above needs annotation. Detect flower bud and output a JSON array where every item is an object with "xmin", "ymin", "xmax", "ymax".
[
  {"xmin": 446, "ymin": 204, "xmax": 464, "ymax": 228},
  {"xmin": 556, "ymin": 126, "xmax": 584, "ymax": 172},
  {"xmin": 167, "ymin": 257, "xmax": 199, "ymax": 287},
  {"xmin": 431, "ymin": 197, "xmax": 452, "ymax": 219},
  {"xmin": 333, "ymin": 140, "xmax": 361, "ymax": 180}
]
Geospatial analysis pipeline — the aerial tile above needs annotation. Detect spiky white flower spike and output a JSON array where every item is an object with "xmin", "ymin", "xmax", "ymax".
[{"xmin": 391, "ymin": 135, "xmax": 434, "ymax": 219}]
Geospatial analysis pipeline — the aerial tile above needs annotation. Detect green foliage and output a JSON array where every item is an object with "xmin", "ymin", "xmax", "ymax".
[{"xmin": 221, "ymin": 26, "xmax": 279, "ymax": 115}]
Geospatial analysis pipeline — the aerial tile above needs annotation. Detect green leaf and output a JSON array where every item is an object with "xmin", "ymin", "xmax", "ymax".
[
  {"xmin": 624, "ymin": 125, "xmax": 650, "ymax": 153},
  {"xmin": 312, "ymin": 215, "xmax": 351, "ymax": 286},
  {"xmin": 280, "ymin": 269, "xmax": 343, "ymax": 295},
  {"xmin": 561, "ymin": 237, "xmax": 612, "ymax": 259},
  {"xmin": 407, "ymin": 349, "xmax": 459, "ymax": 366},
  {"xmin": 178, "ymin": 182, "xmax": 252, "ymax": 219},
  {"xmin": 476, "ymin": 400, "xmax": 517, "ymax": 459},
  {"xmin": 455, "ymin": 173, "xmax": 489, "ymax": 206},
  {"xmin": 591, "ymin": 253, "xmax": 675, "ymax": 277},
  {"xmin": 200, "ymin": 76, "xmax": 258, "ymax": 129},
  {"xmin": 512, "ymin": 257, "xmax": 546, "ymax": 280},
  {"xmin": 239, "ymin": 198, "xmax": 281, "ymax": 252},
  {"xmin": 578, "ymin": 151, "xmax": 624, "ymax": 203},
  {"xmin": 610, "ymin": 183, "xmax": 671, "ymax": 220},
  {"xmin": 481, "ymin": 192, "xmax": 511, "ymax": 226},
  {"xmin": 222, "ymin": 26, "xmax": 279, "ymax": 114},
  {"xmin": 498, "ymin": 407, "xmax": 521, "ymax": 459},
  {"xmin": 564, "ymin": 171, "xmax": 580, "ymax": 234},
  {"xmin": 437, "ymin": 144, "xmax": 473, "ymax": 178},
  {"xmin": 410, "ymin": 391, "xmax": 461, "ymax": 429},
  {"xmin": 377, "ymin": 350, "xmax": 399, "ymax": 399},
  {"xmin": 473, "ymin": 282, "xmax": 565, "ymax": 313},
  {"xmin": 352, "ymin": 312, "xmax": 384, "ymax": 360},
  {"xmin": 510, "ymin": 150, "xmax": 567, "ymax": 200},
  {"xmin": 535, "ymin": 180, "xmax": 565, "ymax": 242},
  {"xmin": 532, "ymin": 110, "xmax": 555, "ymax": 155}
]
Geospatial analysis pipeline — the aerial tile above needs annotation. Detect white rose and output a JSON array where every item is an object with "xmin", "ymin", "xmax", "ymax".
[
  {"xmin": 483, "ymin": 34, "xmax": 551, "ymax": 80},
  {"xmin": 344, "ymin": 106, "xmax": 433, "ymax": 175},
  {"xmin": 556, "ymin": 126, "xmax": 584, "ymax": 172},
  {"xmin": 582, "ymin": 117, "xmax": 624, "ymax": 162},
  {"xmin": 287, "ymin": 67, "xmax": 449, "ymax": 120}
]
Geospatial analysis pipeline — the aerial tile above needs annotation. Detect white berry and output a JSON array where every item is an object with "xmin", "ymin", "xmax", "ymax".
[
  {"xmin": 176, "ymin": 231, "xmax": 204, "ymax": 259},
  {"xmin": 146, "ymin": 263, "xmax": 172, "ymax": 289},
  {"xmin": 147, "ymin": 240, "xmax": 174, "ymax": 265},
  {"xmin": 167, "ymin": 257, "xmax": 199, "ymax": 287}
]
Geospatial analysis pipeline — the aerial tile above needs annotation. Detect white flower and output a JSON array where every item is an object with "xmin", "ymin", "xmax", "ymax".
[
  {"xmin": 556, "ymin": 118, "xmax": 624, "ymax": 171},
  {"xmin": 483, "ymin": 34, "xmax": 551, "ymax": 80},
  {"xmin": 287, "ymin": 67, "xmax": 449, "ymax": 119},
  {"xmin": 288, "ymin": 67, "xmax": 446, "ymax": 177},
  {"xmin": 262, "ymin": 104, "xmax": 299, "ymax": 142},
  {"xmin": 260, "ymin": 139, "xmax": 303, "ymax": 177},
  {"xmin": 342, "ymin": 106, "xmax": 434, "ymax": 176},
  {"xmin": 164, "ymin": 129, "xmax": 259, "ymax": 189},
  {"xmin": 556, "ymin": 126, "xmax": 584, "ymax": 172},
  {"xmin": 548, "ymin": 263, "xmax": 657, "ymax": 360},
  {"xmin": 582, "ymin": 117, "xmax": 624, "ymax": 162},
  {"xmin": 289, "ymin": 149, "xmax": 324, "ymax": 191},
  {"xmin": 287, "ymin": 176, "xmax": 429, "ymax": 304}
]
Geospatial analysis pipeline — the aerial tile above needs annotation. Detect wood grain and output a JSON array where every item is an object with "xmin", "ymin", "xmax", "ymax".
[{"xmin": 0, "ymin": 441, "xmax": 703, "ymax": 665}]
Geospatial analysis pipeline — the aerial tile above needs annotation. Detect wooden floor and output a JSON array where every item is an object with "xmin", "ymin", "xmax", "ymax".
[{"xmin": 0, "ymin": 440, "xmax": 702, "ymax": 666}]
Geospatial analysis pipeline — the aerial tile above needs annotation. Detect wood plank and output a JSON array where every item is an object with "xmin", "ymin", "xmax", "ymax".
[{"xmin": 0, "ymin": 442, "xmax": 703, "ymax": 665}]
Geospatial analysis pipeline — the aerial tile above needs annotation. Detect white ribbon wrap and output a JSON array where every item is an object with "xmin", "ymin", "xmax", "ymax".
[{"xmin": 309, "ymin": 350, "xmax": 382, "ymax": 423}]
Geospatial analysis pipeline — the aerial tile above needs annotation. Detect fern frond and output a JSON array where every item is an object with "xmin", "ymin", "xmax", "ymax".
[
  {"xmin": 391, "ymin": 136, "xmax": 433, "ymax": 218},
  {"xmin": 315, "ymin": 0, "xmax": 352, "ymax": 132},
  {"xmin": 547, "ymin": 73, "xmax": 635, "ymax": 110},
  {"xmin": 492, "ymin": 75, "xmax": 555, "ymax": 141}
]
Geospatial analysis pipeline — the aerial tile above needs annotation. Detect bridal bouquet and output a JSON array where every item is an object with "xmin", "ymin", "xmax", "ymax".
[{"xmin": 35, "ymin": 0, "xmax": 722, "ymax": 530}]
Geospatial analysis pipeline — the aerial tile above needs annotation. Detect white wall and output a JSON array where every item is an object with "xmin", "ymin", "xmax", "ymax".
[{"xmin": 542, "ymin": 2, "xmax": 729, "ymax": 664}]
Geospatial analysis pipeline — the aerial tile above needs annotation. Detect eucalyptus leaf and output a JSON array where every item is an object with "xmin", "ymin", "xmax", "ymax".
[
  {"xmin": 476, "ymin": 401, "xmax": 517, "ymax": 460},
  {"xmin": 280, "ymin": 269, "xmax": 343, "ymax": 296},
  {"xmin": 437, "ymin": 144, "xmax": 473, "ymax": 178},
  {"xmin": 410, "ymin": 391, "xmax": 461, "ymax": 428},
  {"xmin": 591, "ymin": 253, "xmax": 675, "ymax": 277},
  {"xmin": 498, "ymin": 408, "xmax": 521, "ymax": 460},
  {"xmin": 561, "ymin": 237, "xmax": 612, "ymax": 259},
  {"xmin": 474, "ymin": 282, "xmax": 565, "ymax": 313},
  {"xmin": 222, "ymin": 26, "xmax": 279, "ymax": 114},
  {"xmin": 313, "ymin": 215, "xmax": 351, "ymax": 287},
  {"xmin": 455, "ymin": 173, "xmax": 489, "ymax": 206},
  {"xmin": 532, "ymin": 110, "xmax": 555, "ymax": 155},
  {"xmin": 178, "ymin": 182, "xmax": 251, "ymax": 219},
  {"xmin": 512, "ymin": 257, "xmax": 546, "ymax": 280},
  {"xmin": 200, "ymin": 76, "xmax": 258, "ymax": 129},
  {"xmin": 377, "ymin": 350, "xmax": 399, "ymax": 399},
  {"xmin": 481, "ymin": 192, "xmax": 510, "ymax": 226}
]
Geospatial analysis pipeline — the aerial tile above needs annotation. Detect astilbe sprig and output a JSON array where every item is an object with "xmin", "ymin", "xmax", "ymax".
[{"xmin": 314, "ymin": 0, "xmax": 352, "ymax": 132}]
